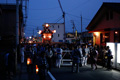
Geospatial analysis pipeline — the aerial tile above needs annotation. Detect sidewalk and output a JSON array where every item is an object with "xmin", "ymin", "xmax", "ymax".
[{"xmin": 13, "ymin": 63, "xmax": 51, "ymax": 80}]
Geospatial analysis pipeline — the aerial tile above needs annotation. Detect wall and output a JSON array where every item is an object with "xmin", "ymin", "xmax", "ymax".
[
  {"xmin": 94, "ymin": 11, "xmax": 120, "ymax": 31},
  {"xmin": 49, "ymin": 23, "xmax": 64, "ymax": 42},
  {"xmin": 0, "ymin": 9, "xmax": 16, "ymax": 48}
]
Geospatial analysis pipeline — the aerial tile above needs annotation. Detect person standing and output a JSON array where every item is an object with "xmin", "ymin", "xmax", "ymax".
[
  {"xmin": 56, "ymin": 45, "xmax": 63, "ymax": 68},
  {"xmin": 46, "ymin": 47, "xmax": 53, "ymax": 71},
  {"xmin": 82, "ymin": 45, "xmax": 86, "ymax": 66},
  {"xmin": 106, "ymin": 46, "xmax": 113, "ymax": 70},
  {"xmin": 85, "ymin": 45, "xmax": 90, "ymax": 66},
  {"xmin": 89, "ymin": 46, "xmax": 94, "ymax": 69},
  {"xmin": 78, "ymin": 45, "xmax": 83, "ymax": 67},
  {"xmin": 71, "ymin": 46, "xmax": 81, "ymax": 73},
  {"xmin": 21, "ymin": 45, "xmax": 25, "ymax": 63},
  {"xmin": 52, "ymin": 44, "xmax": 57, "ymax": 67},
  {"xmin": 92, "ymin": 47, "xmax": 99, "ymax": 70}
]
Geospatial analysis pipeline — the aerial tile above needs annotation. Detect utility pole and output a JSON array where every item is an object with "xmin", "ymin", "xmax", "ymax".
[
  {"xmin": 63, "ymin": 12, "xmax": 66, "ymax": 42},
  {"xmin": 36, "ymin": 27, "xmax": 39, "ymax": 41},
  {"xmin": 58, "ymin": 0, "xmax": 66, "ymax": 42},
  {"xmin": 6, "ymin": 0, "xmax": 8, "ymax": 4},
  {"xmin": 81, "ymin": 15, "xmax": 82, "ymax": 42},
  {"xmin": 71, "ymin": 20, "xmax": 75, "ymax": 36},
  {"xmin": 33, "ymin": 29, "xmax": 34, "ymax": 37},
  {"xmin": 16, "ymin": 0, "xmax": 19, "ymax": 73},
  {"xmin": 71, "ymin": 20, "xmax": 77, "ymax": 39}
]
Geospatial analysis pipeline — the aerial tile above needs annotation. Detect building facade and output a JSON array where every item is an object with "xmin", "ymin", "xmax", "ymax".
[
  {"xmin": 47, "ymin": 23, "xmax": 65, "ymax": 42},
  {"xmin": 0, "ymin": 4, "xmax": 24, "ymax": 49},
  {"xmin": 87, "ymin": 3, "xmax": 120, "ymax": 46},
  {"xmin": 66, "ymin": 31, "xmax": 93, "ymax": 44}
]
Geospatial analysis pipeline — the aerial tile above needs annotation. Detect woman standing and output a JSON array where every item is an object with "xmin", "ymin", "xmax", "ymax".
[
  {"xmin": 21, "ymin": 45, "xmax": 25, "ymax": 63},
  {"xmin": 85, "ymin": 45, "xmax": 90, "ymax": 66}
]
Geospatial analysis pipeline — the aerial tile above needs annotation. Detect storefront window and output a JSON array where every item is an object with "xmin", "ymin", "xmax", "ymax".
[
  {"xmin": 100, "ymin": 33, "xmax": 109, "ymax": 45},
  {"xmin": 105, "ymin": 33, "xmax": 110, "ymax": 43},
  {"xmin": 114, "ymin": 31, "xmax": 120, "ymax": 42}
]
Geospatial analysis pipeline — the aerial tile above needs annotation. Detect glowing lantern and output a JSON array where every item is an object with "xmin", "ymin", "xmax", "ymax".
[
  {"xmin": 115, "ymin": 31, "xmax": 118, "ymax": 34},
  {"xmin": 48, "ymin": 36, "xmax": 51, "ymax": 38},
  {"xmin": 52, "ymin": 30, "xmax": 56, "ymax": 33},
  {"xmin": 36, "ymin": 65, "xmax": 39, "ymax": 74},
  {"xmin": 94, "ymin": 32, "xmax": 99, "ymax": 37},
  {"xmin": 29, "ymin": 36, "xmax": 32, "ymax": 39},
  {"xmin": 43, "ymin": 36, "xmax": 46, "ymax": 38},
  {"xmin": 45, "ymin": 24, "xmax": 49, "ymax": 27},
  {"xmin": 27, "ymin": 58, "xmax": 32, "ymax": 65},
  {"xmin": 38, "ymin": 30, "xmax": 42, "ymax": 34}
]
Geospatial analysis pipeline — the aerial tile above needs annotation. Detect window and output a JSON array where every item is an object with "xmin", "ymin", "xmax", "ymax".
[
  {"xmin": 110, "ymin": 11, "xmax": 113, "ymax": 19},
  {"xmin": 58, "ymin": 34, "xmax": 59, "ymax": 37},
  {"xmin": 106, "ymin": 11, "xmax": 109, "ymax": 20},
  {"xmin": 105, "ymin": 33, "xmax": 110, "ymax": 43},
  {"xmin": 106, "ymin": 10, "xmax": 113, "ymax": 20},
  {"xmin": 58, "ymin": 25, "xmax": 59, "ymax": 28},
  {"xmin": 52, "ymin": 25, "xmax": 54, "ymax": 28},
  {"xmin": 114, "ymin": 31, "xmax": 120, "ymax": 42}
]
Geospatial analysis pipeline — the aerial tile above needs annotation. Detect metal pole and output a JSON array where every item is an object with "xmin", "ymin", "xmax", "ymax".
[
  {"xmin": 81, "ymin": 15, "xmax": 82, "ymax": 42},
  {"xmin": 33, "ymin": 29, "xmax": 34, "ymax": 37},
  {"xmin": 63, "ymin": 12, "xmax": 66, "ymax": 42},
  {"xmin": 15, "ymin": 0, "xmax": 19, "ymax": 73},
  {"xmin": 6, "ymin": 0, "xmax": 7, "ymax": 4}
]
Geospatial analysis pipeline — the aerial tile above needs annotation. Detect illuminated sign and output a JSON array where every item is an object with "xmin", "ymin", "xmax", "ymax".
[
  {"xmin": 106, "ymin": 43, "xmax": 115, "ymax": 62},
  {"xmin": 117, "ymin": 43, "xmax": 120, "ymax": 63}
]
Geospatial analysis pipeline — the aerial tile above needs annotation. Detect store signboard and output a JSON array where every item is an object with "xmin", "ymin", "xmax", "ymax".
[{"xmin": 117, "ymin": 43, "xmax": 120, "ymax": 63}]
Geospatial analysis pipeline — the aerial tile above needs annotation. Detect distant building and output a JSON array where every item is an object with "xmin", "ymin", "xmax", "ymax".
[
  {"xmin": 66, "ymin": 32, "xmax": 76, "ymax": 43},
  {"xmin": 66, "ymin": 31, "xmax": 93, "ymax": 43},
  {"xmin": 0, "ymin": 4, "xmax": 24, "ymax": 49},
  {"xmin": 47, "ymin": 23, "xmax": 65, "ymax": 42},
  {"xmin": 86, "ymin": 2, "xmax": 120, "ymax": 46}
]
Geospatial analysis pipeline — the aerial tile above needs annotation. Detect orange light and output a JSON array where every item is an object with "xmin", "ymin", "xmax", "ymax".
[
  {"xmin": 94, "ymin": 32, "xmax": 99, "ymax": 37},
  {"xmin": 36, "ymin": 65, "xmax": 39, "ymax": 74},
  {"xmin": 27, "ymin": 58, "xmax": 31, "ymax": 65},
  {"xmin": 43, "ymin": 36, "xmax": 46, "ymax": 38},
  {"xmin": 48, "ymin": 36, "xmax": 51, "ymax": 38},
  {"xmin": 115, "ymin": 31, "xmax": 118, "ymax": 34},
  {"xmin": 38, "ymin": 30, "xmax": 42, "ymax": 34},
  {"xmin": 29, "ymin": 41, "xmax": 32, "ymax": 43},
  {"xmin": 45, "ymin": 24, "xmax": 49, "ymax": 27},
  {"xmin": 52, "ymin": 30, "xmax": 56, "ymax": 33}
]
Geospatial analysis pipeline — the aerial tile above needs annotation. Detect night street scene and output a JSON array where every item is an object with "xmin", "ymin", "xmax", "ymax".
[{"xmin": 0, "ymin": 0, "xmax": 120, "ymax": 80}]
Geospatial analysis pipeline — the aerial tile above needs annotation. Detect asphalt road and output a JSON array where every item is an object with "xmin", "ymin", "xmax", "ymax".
[
  {"xmin": 50, "ymin": 65, "xmax": 120, "ymax": 80},
  {"xmin": 13, "ymin": 63, "xmax": 120, "ymax": 80}
]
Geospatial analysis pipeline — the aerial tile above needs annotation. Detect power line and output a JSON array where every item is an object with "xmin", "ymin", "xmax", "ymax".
[
  {"xmin": 69, "ymin": 0, "xmax": 91, "ymax": 12},
  {"xmin": 27, "ymin": 15, "xmax": 60, "ymax": 21},
  {"xmin": 27, "ymin": 7, "xmax": 59, "ymax": 11},
  {"xmin": 66, "ymin": 13, "xmax": 91, "ymax": 20}
]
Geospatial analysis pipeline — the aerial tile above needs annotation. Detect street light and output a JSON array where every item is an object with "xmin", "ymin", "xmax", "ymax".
[{"xmin": 29, "ymin": 36, "xmax": 32, "ymax": 39}]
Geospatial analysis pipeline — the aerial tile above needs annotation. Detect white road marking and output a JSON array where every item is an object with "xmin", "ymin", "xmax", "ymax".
[{"xmin": 48, "ymin": 71, "xmax": 56, "ymax": 80}]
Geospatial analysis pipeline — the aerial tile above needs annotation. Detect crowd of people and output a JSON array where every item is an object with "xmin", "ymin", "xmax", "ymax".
[
  {"xmin": 0, "ymin": 43, "xmax": 113, "ymax": 79},
  {"xmin": 20, "ymin": 43, "xmax": 113, "ymax": 73}
]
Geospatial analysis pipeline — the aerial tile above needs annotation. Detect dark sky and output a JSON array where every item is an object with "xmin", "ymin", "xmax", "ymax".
[{"xmin": 0, "ymin": 0, "xmax": 120, "ymax": 37}]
